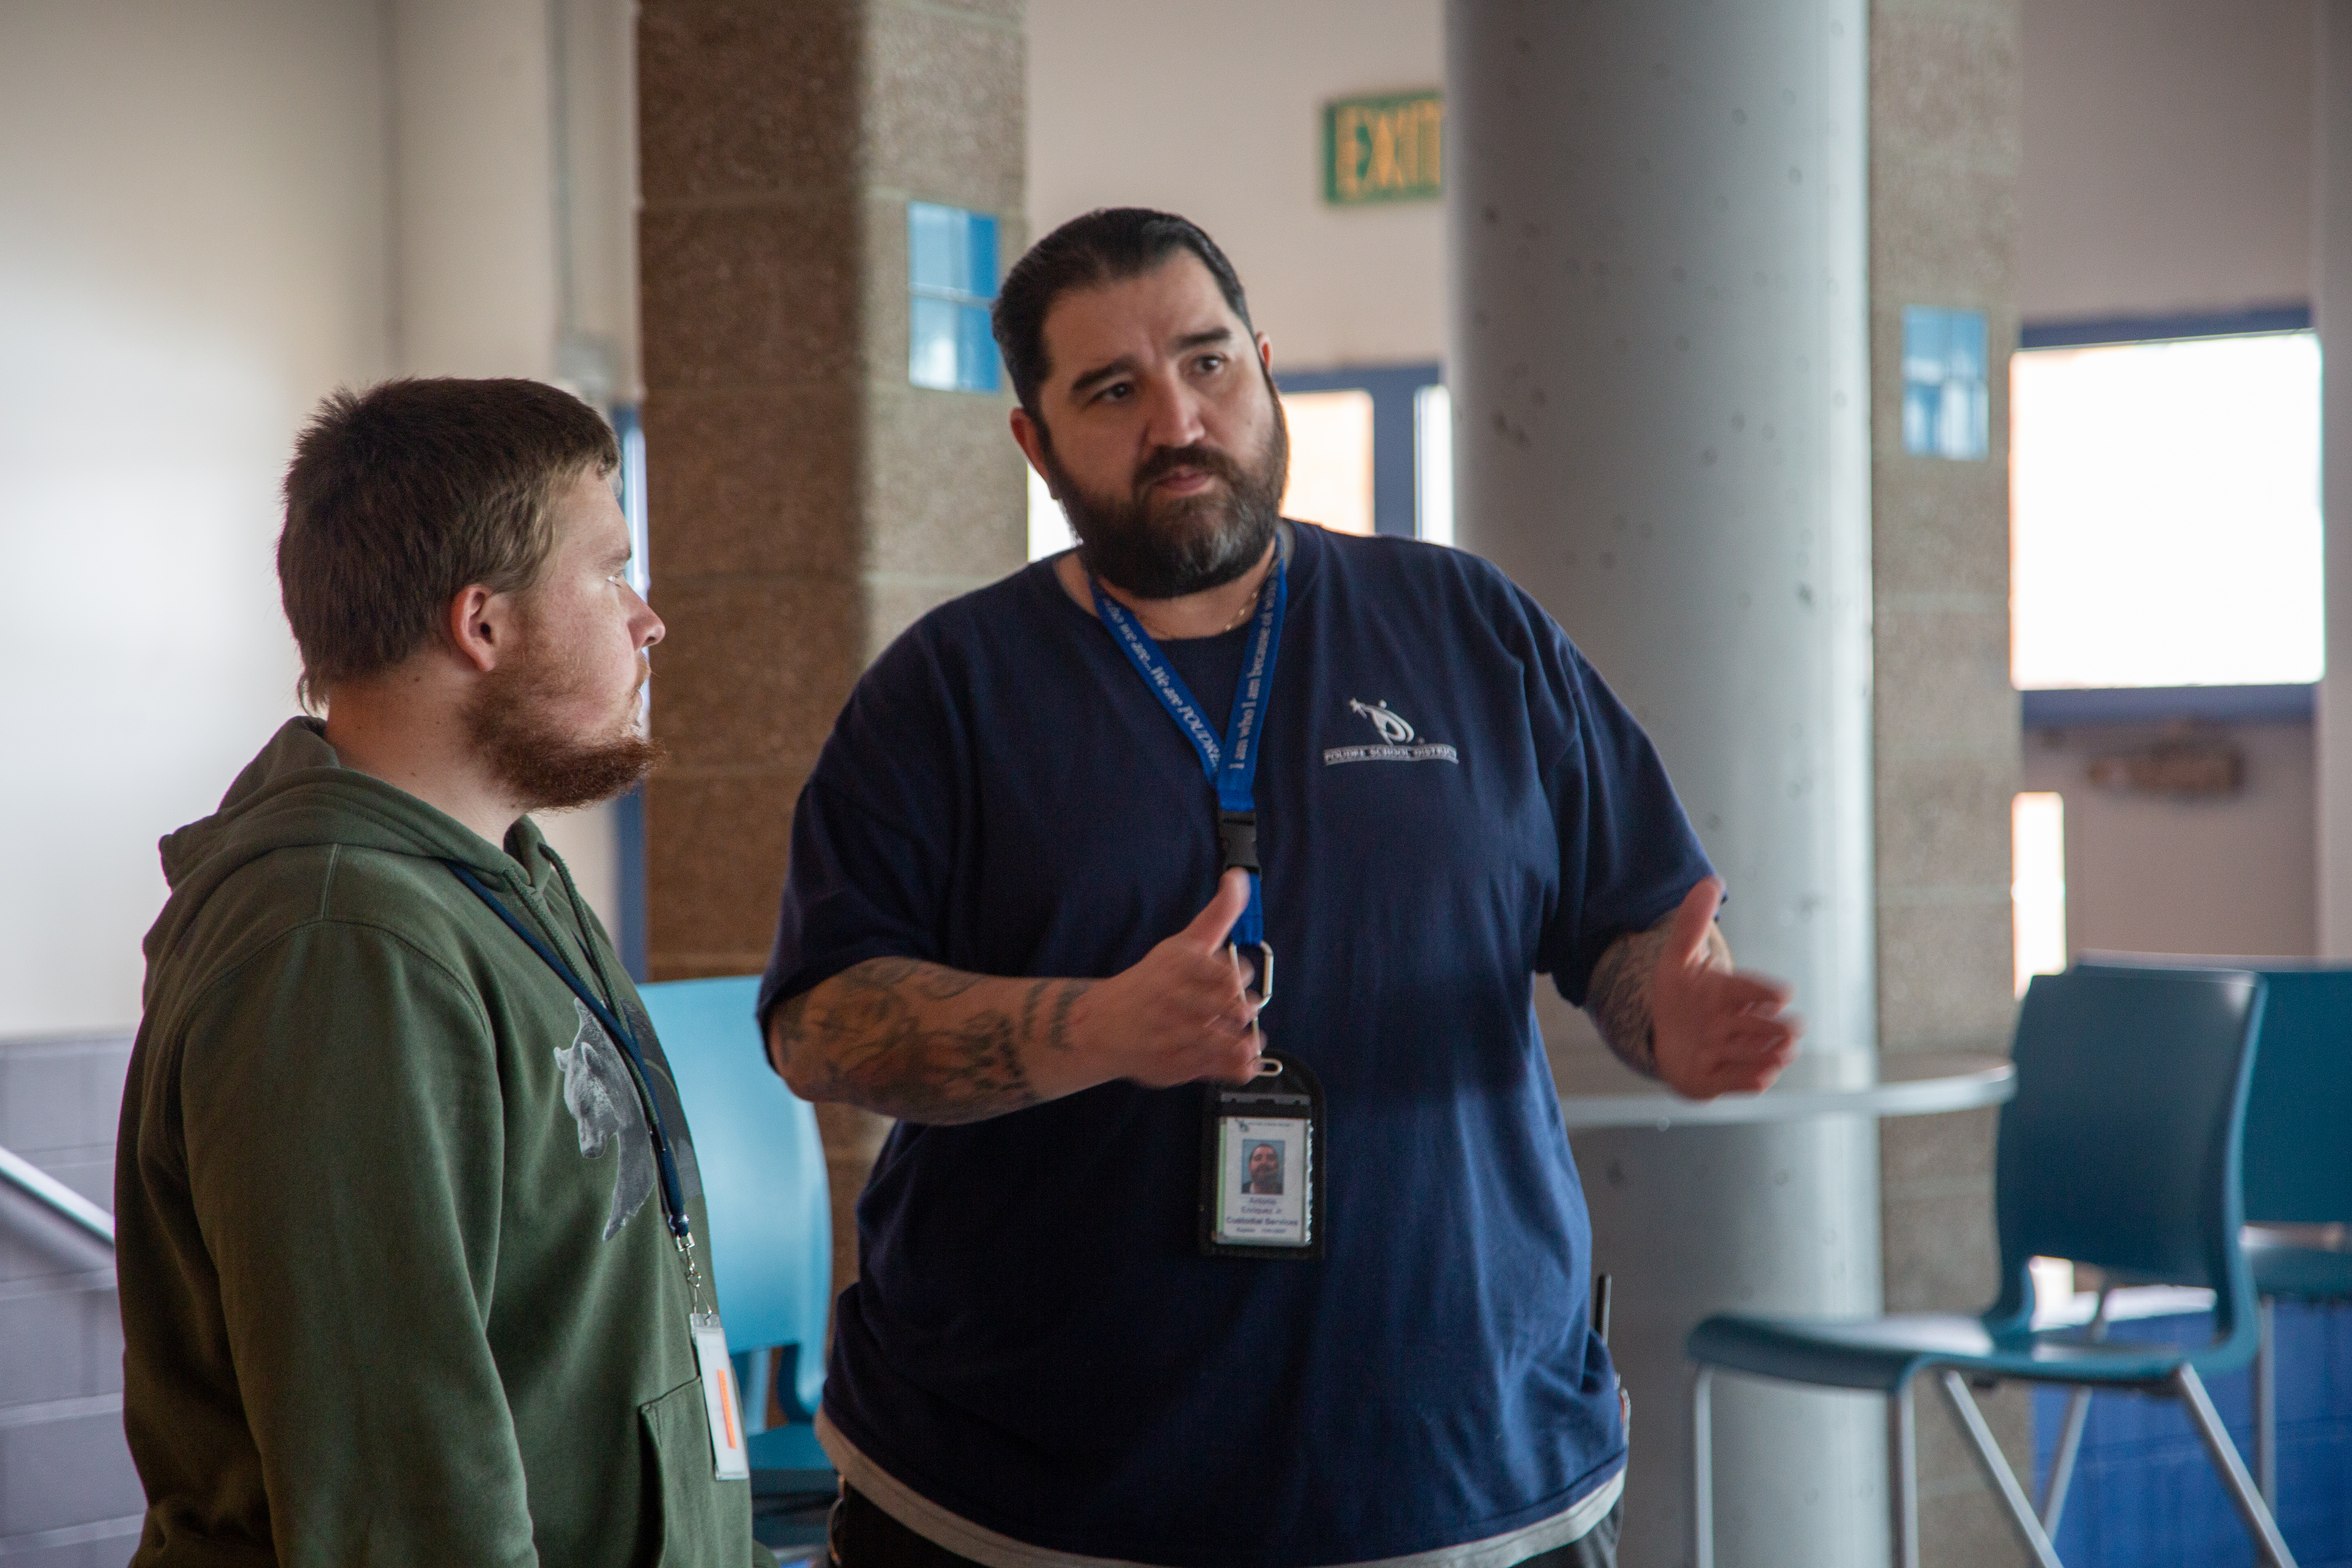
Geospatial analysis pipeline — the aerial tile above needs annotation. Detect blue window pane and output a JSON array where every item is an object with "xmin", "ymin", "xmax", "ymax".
[
  {"xmin": 908, "ymin": 201, "xmax": 999, "ymax": 303},
  {"xmin": 1903, "ymin": 383, "xmax": 1938, "ymax": 454},
  {"xmin": 1902, "ymin": 307, "xmax": 1949, "ymax": 385},
  {"xmin": 908, "ymin": 200, "xmax": 1002, "ymax": 393},
  {"xmin": 955, "ymin": 302, "xmax": 1000, "ymax": 393},
  {"xmin": 1947, "ymin": 310, "xmax": 1987, "ymax": 382},
  {"xmin": 965, "ymin": 213, "xmax": 998, "ymax": 303},
  {"xmin": 909, "ymin": 202, "xmax": 965, "ymax": 295},
  {"xmin": 910, "ymin": 295, "xmax": 963, "ymax": 390},
  {"xmin": 1901, "ymin": 305, "xmax": 1989, "ymax": 460}
]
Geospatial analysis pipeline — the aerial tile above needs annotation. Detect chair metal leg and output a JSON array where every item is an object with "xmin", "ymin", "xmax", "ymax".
[
  {"xmin": 1936, "ymin": 1371, "xmax": 2064, "ymax": 1568},
  {"xmin": 2040, "ymin": 1389, "xmax": 2091, "ymax": 1537},
  {"xmin": 1889, "ymin": 1378, "xmax": 1918, "ymax": 1568},
  {"xmin": 2174, "ymin": 1364, "xmax": 2298, "ymax": 1568},
  {"xmin": 2041, "ymin": 1286, "xmax": 2112, "ymax": 1535},
  {"xmin": 1691, "ymin": 1364, "xmax": 1714, "ymax": 1568},
  {"xmin": 2254, "ymin": 1296, "xmax": 2277, "ymax": 1510}
]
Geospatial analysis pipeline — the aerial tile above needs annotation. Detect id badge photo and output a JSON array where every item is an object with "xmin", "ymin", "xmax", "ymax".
[{"xmin": 1198, "ymin": 1052, "xmax": 1326, "ymax": 1260}]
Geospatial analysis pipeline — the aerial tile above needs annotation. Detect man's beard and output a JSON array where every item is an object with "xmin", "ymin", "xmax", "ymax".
[
  {"xmin": 1044, "ymin": 398, "xmax": 1289, "ymax": 601},
  {"xmin": 466, "ymin": 629, "xmax": 664, "ymax": 815}
]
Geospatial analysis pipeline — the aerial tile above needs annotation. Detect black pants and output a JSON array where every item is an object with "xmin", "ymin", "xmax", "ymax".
[{"xmin": 828, "ymin": 1482, "xmax": 1623, "ymax": 1568}]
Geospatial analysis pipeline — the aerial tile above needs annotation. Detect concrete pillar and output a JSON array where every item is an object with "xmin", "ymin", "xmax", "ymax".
[
  {"xmin": 636, "ymin": 0, "xmax": 1026, "ymax": 1304},
  {"xmin": 1866, "ymin": 4, "xmax": 2027, "ymax": 1563},
  {"xmin": 2319, "ymin": 2, "xmax": 2352, "ymax": 958},
  {"xmin": 1448, "ymin": 4, "xmax": 1880, "ymax": 1565}
]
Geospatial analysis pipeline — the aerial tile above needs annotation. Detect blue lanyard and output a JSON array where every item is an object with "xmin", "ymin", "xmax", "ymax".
[
  {"xmin": 1089, "ymin": 558, "xmax": 1288, "ymax": 961},
  {"xmin": 446, "ymin": 861, "xmax": 694, "ymax": 1244}
]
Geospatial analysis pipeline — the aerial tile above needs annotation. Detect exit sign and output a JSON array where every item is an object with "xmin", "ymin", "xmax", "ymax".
[{"xmin": 1324, "ymin": 91, "xmax": 1443, "ymax": 205}]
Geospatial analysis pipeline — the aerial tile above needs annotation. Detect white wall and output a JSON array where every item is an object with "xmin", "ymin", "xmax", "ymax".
[
  {"xmin": 0, "ymin": 0, "xmax": 637, "ymax": 1034},
  {"xmin": 1027, "ymin": 0, "xmax": 1446, "ymax": 371},
  {"xmin": 0, "ymin": 0, "xmax": 393, "ymax": 1033},
  {"xmin": 2020, "ymin": 0, "xmax": 2312, "ymax": 320}
]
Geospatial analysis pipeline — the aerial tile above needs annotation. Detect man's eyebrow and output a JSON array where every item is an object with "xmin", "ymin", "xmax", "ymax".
[
  {"xmin": 1064, "ymin": 327, "xmax": 1240, "ymax": 400},
  {"xmin": 1067, "ymin": 354, "xmax": 1139, "ymax": 399}
]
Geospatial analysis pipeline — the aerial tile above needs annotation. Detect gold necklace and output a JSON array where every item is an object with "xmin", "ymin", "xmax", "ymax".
[{"xmin": 1132, "ymin": 564, "xmax": 1271, "ymax": 640}]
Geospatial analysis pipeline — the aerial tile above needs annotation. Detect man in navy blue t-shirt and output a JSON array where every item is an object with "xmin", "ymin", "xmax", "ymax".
[{"xmin": 760, "ymin": 209, "xmax": 1800, "ymax": 1568}]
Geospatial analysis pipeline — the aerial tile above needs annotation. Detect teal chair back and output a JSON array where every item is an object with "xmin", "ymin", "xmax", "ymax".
[
  {"xmin": 640, "ymin": 975, "xmax": 831, "ymax": 1417},
  {"xmin": 2234, "ymin": 967, "xmax": 2352, "ymax": 1225},
  {"xmin": 1986, "ymin": 967, "xmax": 2265, "ymax": 1354},
  {"xmin": 2079, "ymin": 956, "xmax": 2352, "ymax": 1226}
]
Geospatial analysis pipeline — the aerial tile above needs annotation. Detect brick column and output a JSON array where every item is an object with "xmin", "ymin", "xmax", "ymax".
[
  {"xmin": 637, "ymin": 0, "xmax": 1025, "ymax": 1307},
  {"xmin": 1868, "ymin": 2, "xmax": 2028, "ymax": 1560}
]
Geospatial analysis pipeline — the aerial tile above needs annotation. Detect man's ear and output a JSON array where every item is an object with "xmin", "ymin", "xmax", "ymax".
[
  {"xmin": 1009, "ymin": 408, "xmax": 1056, "ymax": 499},
  {"xmin": 1256, "ymin": 332, "xmax": 1273, "ymax": 374},
  {"xmin": 445, "ymin": 584, "xmax": 508, "ymax": 675}
]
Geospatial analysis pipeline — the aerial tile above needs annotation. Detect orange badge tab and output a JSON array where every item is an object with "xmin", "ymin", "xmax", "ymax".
[{"xmin": 690, "ymin": 1313, "xmax": 751, "ymax": 1481}]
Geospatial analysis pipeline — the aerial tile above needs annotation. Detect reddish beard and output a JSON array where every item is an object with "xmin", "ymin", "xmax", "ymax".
[{"xmin": 465, "ymin": 626, "xmax": 664, "ymax": 814}]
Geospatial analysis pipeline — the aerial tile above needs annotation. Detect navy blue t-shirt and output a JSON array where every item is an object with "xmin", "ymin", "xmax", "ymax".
[{"xmin": 760, "ymin": 523, "xmax": 1713, "ymax": 1565}]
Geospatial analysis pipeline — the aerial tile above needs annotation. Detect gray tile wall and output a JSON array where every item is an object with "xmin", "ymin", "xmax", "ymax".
[
  {"xmin": 1870, "ymin": 0, "xmax": 2034, "ymax": 1559},
  {"xmin": 0, "ymin": 1033, "xmax": 140, "ymax": 1567}
]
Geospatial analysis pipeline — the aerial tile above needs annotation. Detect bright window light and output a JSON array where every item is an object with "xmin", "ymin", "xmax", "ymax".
[
  {"xmin": 1026, "ymin": 464, "xmax": 1073, "ymax": 562},
  {"xmin": 1278, "ymin": 388, "xmax": 1376, "ymax": 535},
  {"xmin": 2011, "ymin": 331, "xmax": 2321, "ymax": 689},
  {"xmin": 1416, "ymin": 383, "xmax": 1454, "ymax": 546},
  {"xmin": 2013, "ymin": 791, "xmax": 2067, "ymax": 995}
]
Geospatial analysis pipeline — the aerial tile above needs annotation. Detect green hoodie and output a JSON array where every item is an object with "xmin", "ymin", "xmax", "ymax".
[{"xmin": 118, "ymin": 719, "xmax": 770, "ymax": 1568}]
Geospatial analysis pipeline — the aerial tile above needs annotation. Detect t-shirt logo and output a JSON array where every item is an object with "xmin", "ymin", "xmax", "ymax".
[
  {"xmin": 1324, "ymin": 698, "xmax": 1460, "ymax": 766},
  {"xmin": 1349, "ymin": 699, "xmax": 1415, "ymax": 744}
]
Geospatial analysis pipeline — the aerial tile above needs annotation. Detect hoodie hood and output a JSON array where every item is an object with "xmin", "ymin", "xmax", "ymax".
[{"xmin": 145, "ymin": 717, "xmax": 541, "ymax": 981}]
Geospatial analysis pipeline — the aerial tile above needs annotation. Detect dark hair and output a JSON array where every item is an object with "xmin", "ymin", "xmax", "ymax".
[
  {"xmin": 277, "ymin": 377, "xmax": 619, "ymax": 708},
  {"xmin": 991, "ymin": 207, "xmax": 1256, "ymax": 424}
]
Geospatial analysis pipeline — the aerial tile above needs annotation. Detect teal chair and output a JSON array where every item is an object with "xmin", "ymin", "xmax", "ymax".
[
  {"xmin": 1686, "ymin": 967, "xmax": 2294, "ymax": 1568},
  {"xmin": 2078, "ymin": 957, "xmax": 2352, "ymax": 1514},
  {"xmin": 639, "ymin": 977, "xmax": 835, "ymax": 1500}
]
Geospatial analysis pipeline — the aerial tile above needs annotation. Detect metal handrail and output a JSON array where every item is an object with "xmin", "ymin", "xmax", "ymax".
[{"xmin": 0, "ymin": 1143, "xmax": 114, "ymax": 1249}]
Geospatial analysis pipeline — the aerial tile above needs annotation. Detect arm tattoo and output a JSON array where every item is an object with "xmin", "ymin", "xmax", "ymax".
[
  {"xmin": 772, "ymin": 957, "xmax": 1092, "ymax": 1125},
  {"xmin": 1584, "ymin": 914, "xmax": 1734, "ymax": 1079},
  {"xmin": 1585, "ymin": 928, "xmax": 1668, "ymax": 1078}
]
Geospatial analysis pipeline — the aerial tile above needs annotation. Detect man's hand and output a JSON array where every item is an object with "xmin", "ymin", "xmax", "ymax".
[
  {"xmin": 768, "ymin": 870, "xmax": 1265, "ymax": 1123},
  {"xmin": 1583, "ymin": 878, "xmax": 1801, "ymax": 1100},
  {"xmin": 1647, "ymin": 879, "xmax": 1800, "ymax": 1098},
  {"xmin": 1070, "ymin": 868, "xmax": 1263, "ymax": 1088}
]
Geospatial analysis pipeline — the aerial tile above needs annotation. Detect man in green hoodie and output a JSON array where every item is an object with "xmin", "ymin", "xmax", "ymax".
[{"xmin": 117, "ymin": 377, "xmax": 769, "ymax": 1568}]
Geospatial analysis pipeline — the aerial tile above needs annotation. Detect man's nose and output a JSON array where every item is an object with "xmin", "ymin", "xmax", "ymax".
[{"xmin": 1139, "ymin": 372, "xmax": 1208, "ymax": 450}]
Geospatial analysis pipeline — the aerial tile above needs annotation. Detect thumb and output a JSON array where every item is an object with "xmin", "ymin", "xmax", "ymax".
[
  {"xmin": 1180, "ymin": 867, "xmax": 1254, "ymax": 951},
  {"xmin": 1664, "ymin": 877, "xmax": 1722, "ymax": 968}
]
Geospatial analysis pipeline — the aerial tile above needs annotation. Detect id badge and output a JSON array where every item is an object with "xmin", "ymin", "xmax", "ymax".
[
  {"xmin": 1198, "ymin": 1052, "xmax": 1325, "ymax": 1259},
  {"xmin": 689, "ymin": 1311, "xmax": 752, "ymax": 1481}
]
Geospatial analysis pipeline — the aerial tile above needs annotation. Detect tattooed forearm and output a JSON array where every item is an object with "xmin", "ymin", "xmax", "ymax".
[
  {"xmin": 769, "ymin": 958, "xmax": 1094, "ymax": 1125},
  {"xmin": 1586, "ymin": 928, "xmax": 1666, "ymax": 1077},
  {"xmin": 1585, "ymin": 914, "xmax": 1733, "ymax": 1078}
]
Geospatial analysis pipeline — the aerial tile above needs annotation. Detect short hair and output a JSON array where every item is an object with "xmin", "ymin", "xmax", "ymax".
[
  {"xmin": 277, "ymin": 378, "xmax": 619, "ymax": 708},
  {"xmin": 991, "ymin": 207, "xmax": 1256, "ymax": 425}
]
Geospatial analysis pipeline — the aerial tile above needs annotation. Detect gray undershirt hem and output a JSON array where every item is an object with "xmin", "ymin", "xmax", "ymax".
[{"xmin": 815, "ymin": 1410, "xmax": 1624, "ymax": 1568}]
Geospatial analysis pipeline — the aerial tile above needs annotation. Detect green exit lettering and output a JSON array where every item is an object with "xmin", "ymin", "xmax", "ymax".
[{"xmin": 1324, "ymin": 91, "xmax": 1444, "ymax": 206}]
